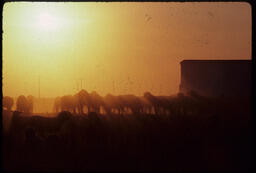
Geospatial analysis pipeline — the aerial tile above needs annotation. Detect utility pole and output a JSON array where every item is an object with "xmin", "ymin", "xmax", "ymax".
[
  {"xmin": 76, "ymin": 78, "xmax": 84, "ymax": 91},
  {"xmin": 76, "ymin": 80, "xmax": 79, "ymax": 92},
  {"xmin": 38, "ymin": 76, "xmax": 40, "ymax": 98},
  {"xmin": 79, "ymin": 78, "xmax": 84, "ymax": 90},
  {"xmin": 112, "ymin": 80, "xmax": 115, "ymax": 95}
]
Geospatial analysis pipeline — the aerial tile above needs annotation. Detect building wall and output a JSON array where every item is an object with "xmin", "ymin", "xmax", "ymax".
[{"xmin": 179, "ymin": 60, "xmax": 252, "ymax": 97}]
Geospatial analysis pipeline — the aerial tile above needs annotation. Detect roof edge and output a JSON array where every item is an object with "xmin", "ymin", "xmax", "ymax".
[{"xmin": 180, "ymin": 59, "xmax": 252, "ymax": 64}]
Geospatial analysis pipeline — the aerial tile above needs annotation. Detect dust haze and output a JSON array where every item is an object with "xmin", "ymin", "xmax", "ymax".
[{"xmin": 2, "ymin": 2, "xmax": 252, "ymax": 172}]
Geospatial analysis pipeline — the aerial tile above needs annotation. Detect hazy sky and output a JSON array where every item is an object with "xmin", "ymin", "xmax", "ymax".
[{"xmin": 3, "ymin": 2, "xmax": 251, "ymax": 98}]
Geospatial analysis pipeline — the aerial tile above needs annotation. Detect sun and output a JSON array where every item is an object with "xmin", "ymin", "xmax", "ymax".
[{"xmin": 37, "ymin": 12, "xmax": 58, "ymax": 31}]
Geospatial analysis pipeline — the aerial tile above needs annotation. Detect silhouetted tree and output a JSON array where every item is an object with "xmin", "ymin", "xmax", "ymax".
[
  {"xmin": 16, "ymin": 95, "xmax": 29, "ymax": 113},
  {"xmin": 3, "ymin": 96, "xmax": 14, "ymax": 111}
]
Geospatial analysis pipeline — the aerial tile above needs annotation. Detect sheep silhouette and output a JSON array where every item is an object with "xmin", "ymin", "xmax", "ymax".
[
  {"xmin": 139, "ymin": 96, "xmax": 153, "ymax": 114},
  {"xmin": 60, "ymin": 95, "xmax": 77, "ymax": 114},
  {"xmin": 119, "ymin": 94, "xmax": 142, "ymax": 115},
  {"xmin": 50, "ymin": 90, "xmax": 211, "ymax": 116},
  {"xmin": 90, "ymin": 91, "xmax": 104, "ymax": 114},
  {"xmin": 76, "ymin": 89, "xmax": 92, "ymax": 114},
  {"xmin": 175, "ymin": 92, "xmax": 193, "ymax": 115},
  {"xmin": 164, "ymin": 96, "xmax": 180, "ymax": 115},
  {"xmin": 153, "ymin": 96, "xmax": 169, "ymax": 115},
  {"xmin": 73, "ymin": 93, "xmax": 81, "ymax": 114},
  {"xmin": 160, "ymin": 95, "xmax": 183, "ymax": 115},
  {"xmin": 103, "ymin": 94, "xmax": 123, "ymax": 114},
  {"xmin": 101, "ymin": 94, "xmax": 113, "ymax": 114},
  {"xmin": 143, "ymin": 92, "xmax": 180, "ymax": 115},
  {"xmin": 143, "ymin": 92, "xmax": 162, "ymax": 115},
  {"xmin": 3, "ymin": 96, "xmax": 14, "ymax": 111}
]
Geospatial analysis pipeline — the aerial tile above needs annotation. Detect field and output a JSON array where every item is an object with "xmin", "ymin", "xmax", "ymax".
[{"xmin": 2, "ymin": 96, "xmax": 252, "ymax": 172}]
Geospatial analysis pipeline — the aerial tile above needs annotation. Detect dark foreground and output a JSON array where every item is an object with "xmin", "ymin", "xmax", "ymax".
[{"xmin": 2, "ymin": 97, "xmax": 252, "ymax": 172}]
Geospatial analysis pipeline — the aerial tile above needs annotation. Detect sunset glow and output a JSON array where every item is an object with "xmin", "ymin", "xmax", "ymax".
[
  {"xmin": 2, "ymin": 3, "xmax": 252, "ymax": 170},
  {"xmin": 3, "ymin": 2, "xmax": 251, "ymax": 98}
]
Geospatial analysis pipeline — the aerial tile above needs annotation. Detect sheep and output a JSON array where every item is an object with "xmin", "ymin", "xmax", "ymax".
[
  {"xmin": 103, "ymin": 94, "xmax": 123, "ymax": 115},
  {"xmin": 76, "ymin": 89, "xmax": 92, "ymax": 114},
  {"xmin": 139, "ymin": 96, "xmax": 153, "ymax": 114},
  {"xmin": 143, "ymin": 92, "xmax": 162, "ymax": 115},
  {"xmin": 118, "ymin": 94, "xmax": 142, "ymax": 115},
  {"xmin": 60, "ymin": 95, "xmax": 77, "ymax": 114},
  {"xmin": 90, "ymin": 91, "xmax": 104, "ymax": 114}
]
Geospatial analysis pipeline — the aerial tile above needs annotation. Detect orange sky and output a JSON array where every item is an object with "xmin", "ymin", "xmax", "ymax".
[{"xmin": 2, "ymin": 2, "xmax": 251, "ymax": 98}]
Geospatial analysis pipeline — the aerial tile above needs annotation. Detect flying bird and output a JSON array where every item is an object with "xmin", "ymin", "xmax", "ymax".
[{"xmin": 145, "ymin": 14, "xmax": 152, "ymax": 22}]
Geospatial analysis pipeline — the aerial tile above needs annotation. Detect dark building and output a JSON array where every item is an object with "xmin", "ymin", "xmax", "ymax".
[{"xmin": 179, "ymin": 60, "xmax": 252, "ymax": 98}]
